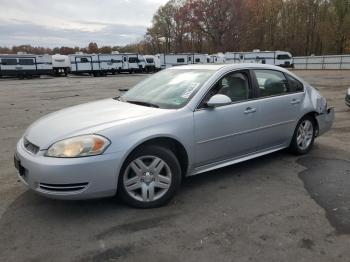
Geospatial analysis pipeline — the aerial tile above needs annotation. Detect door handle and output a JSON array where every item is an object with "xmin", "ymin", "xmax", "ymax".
[
  {"xmin": 244, "ymin": 107, "xmax": 257, "ymax": 114},
  {"xmin": 291, "ymin": 99, "xmax": 301, "ymax": 105}
]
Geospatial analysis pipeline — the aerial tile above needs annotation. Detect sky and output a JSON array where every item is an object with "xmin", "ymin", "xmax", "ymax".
[{"xmin": 0, "ymin": 0, "xmax": 168, "ymax": 47}]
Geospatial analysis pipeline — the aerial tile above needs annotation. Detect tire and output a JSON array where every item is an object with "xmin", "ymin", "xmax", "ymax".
[
  {"xmin": 289, "ymin": 115, "xmax": 316, "ymax": 155},
  {"xmin": 118, "ymin": 145, "xmax": 181, "ymax": 208}
]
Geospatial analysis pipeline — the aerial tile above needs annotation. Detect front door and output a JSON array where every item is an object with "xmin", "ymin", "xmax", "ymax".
[{"xmin": 194, "ymin": 70, "xmax": 260, "ymax": 167}]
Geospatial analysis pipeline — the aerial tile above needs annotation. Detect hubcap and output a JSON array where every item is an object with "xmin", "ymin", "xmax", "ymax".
[
  {"xmin": 123, "ymin": 156, "xmax": 172, "ymax": 202},
  {"xmin": 297, "ymin": 120, "xmax": 314, "ymax": 150}
]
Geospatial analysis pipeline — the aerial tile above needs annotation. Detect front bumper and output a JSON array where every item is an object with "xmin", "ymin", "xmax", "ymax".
[
  {"xmin": 316, "ymin": 107, "xmax": 335, "ymax": 136},
  {"xmin": 14, "ymin": 138, "xmax": 123, "ymax": 200}
]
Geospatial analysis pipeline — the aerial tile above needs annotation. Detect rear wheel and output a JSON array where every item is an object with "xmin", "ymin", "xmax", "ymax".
[
  {"xmin": 118, "ymin": 145, "xmax": 181, "ymax": 208},
  {"xmin": 289, "ymin": 116, "xmax": 316, "ymax": 155}
]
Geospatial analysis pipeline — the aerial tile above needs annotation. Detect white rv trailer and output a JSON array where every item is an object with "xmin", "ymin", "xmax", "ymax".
[
  {"xmin": 225, "ymin": 50, "xmax": 293, "ymax": 68},
  {"xmin": 121, "ymin": 53, "xmax": 146, "ymax": 73},
  {"xmin": 52, "ymin": 54, "xmax": 70, "ymax": 76},
  {"xmin": 143, "ymin": 55, "xmax": 160, "ymax": 72},
  {"xmin": 156, "ymin": 53, "xmax": 209, "ymax": 69},
  {"xmin": 69, "ymin": 54, "xmax": 100, "ymax": 76},
  {"xmin": 208, "ymin": 53, "xmax": 225, "ymax": 63},
  {"xmin": 69, "ymin": 53, "xmax": 146, "ymax": 76},
  {"xmin": 0, "ymin": 54, "xmax": 52, "ymax": 78}
]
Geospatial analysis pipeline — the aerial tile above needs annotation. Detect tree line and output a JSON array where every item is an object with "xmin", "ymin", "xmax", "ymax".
[
  {"xmin": 141, "ymin": 0, "xmax": 350, "ymax": 56},
  {"xmin": 0, "ymin": 43, "xmax": 137, "ymax": 55},
  {"xmin": 1, "ymin": 0, "xmax": 349, "ymax": 56}
]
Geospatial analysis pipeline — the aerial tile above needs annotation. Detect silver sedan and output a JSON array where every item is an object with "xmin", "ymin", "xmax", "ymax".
[{"xmin": 14, "ymin": 64, "xmax": 334, "ymax": 208}]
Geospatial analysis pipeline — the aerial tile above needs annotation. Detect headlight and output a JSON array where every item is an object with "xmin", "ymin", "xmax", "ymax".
[{"xmin": 46, "ymin": 135, "xmax": 110, "ymax": 158}]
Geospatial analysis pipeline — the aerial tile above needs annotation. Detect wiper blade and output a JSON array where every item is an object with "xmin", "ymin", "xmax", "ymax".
[{"xmin": 126, "ymin": 100, "xmax": 159, "ymax": 108}]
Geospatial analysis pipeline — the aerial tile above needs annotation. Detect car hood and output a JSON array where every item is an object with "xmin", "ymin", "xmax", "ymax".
[{"xmin": 24, "ymin": 98, "xmax": 167, "ymax": 149}]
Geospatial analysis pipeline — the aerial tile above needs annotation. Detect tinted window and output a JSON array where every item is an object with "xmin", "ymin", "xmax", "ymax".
[
  {"xmin": 123, "ymin": 57, "xmax": 127, "ymax": 62},
  {"xmin": 188, "ymin": 57, "xmax": 192, "ymax": 62},
  {"xmin": 80, "ymin": 57, "xmax": 89, "ymax": 63},
  {"xmin": 177, "ymin": 58, "xmax": 185, "ymax": 63},
  {"xmin": 146, "ymin": 58, "xmax": 154, "ymax": 63},
  {"xmin": 19, "ymin": 59, "xmax": 34, "ymax": 65},
  {"xmin": 254, "ymin": 70, "xmax": 288, "ymax": 97},
  {"xmin": 1, "ymin": 58, "xmax": 17, "ymax": 65},
  {"xmin": 111, "ymin": 59, "xmax": 122, "ymax": 63},
  {"xmin": 195, "ymin": 58, "xmax": 200, "ymax": 63},
  {"xmin": 277, "ymin": 54, "xmax": 291, "ymax": 60},
  {"xmin": 286, "ymin": 74, "xmax": 304, "ymax": 92},
  {"xmin": 128, "ymin": 57, "xmax": 138, "ymax": 63},
  {"xmin": 201, "ymin": 71, "xmax": 251, "ymax": 106}
]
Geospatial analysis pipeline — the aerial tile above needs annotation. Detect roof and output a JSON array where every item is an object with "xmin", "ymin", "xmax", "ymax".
[{"xmin": 168, "ymin": 63, "xmax": 289, "ymax": 72}]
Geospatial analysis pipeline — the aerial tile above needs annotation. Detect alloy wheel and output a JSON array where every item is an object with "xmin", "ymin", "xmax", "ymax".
[
  {"xmin": 296, "ymin": 119, "xmax": 314, "ymax": 150},
  {"xmin": 123, "ymin": 156, "xmax": 172, "ymax": 202}
]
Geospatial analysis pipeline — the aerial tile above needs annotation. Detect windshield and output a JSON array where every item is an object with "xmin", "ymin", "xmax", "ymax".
[{"xmin": 120, "ymin": 69, "xmax": 214, "ymax": 109}]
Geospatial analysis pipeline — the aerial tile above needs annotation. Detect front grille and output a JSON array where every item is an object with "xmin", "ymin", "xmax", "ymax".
[
  {"xmin": 38, "ymin": 182, "xmax": 89, "ymax": 192},
  {"xmin": 23, "ymin": 138, "xmax": 39, "ymax": 154}
]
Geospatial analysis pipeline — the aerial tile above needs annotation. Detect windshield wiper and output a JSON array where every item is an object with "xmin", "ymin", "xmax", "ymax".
[{"xmin": 126, "ymin": 100, "xmax": 159, "ymax": 108}]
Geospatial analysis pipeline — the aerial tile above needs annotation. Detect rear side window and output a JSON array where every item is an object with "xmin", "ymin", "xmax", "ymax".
[
  {"xmin": 285, "ymin": 74, "xmax": 304, "ymax": 92},
  {"xmin": 19, "ymin": 59, "xmax": 34, "ymax": 65},
  {"xmin": 195, "ymin": 58, "xmax": 200, "ymax": 63},
  {"xmin": 1, "ymin": 58, "xmax": 17, "ymax": 65},
  {"xmin": 254, "ymin": 70, "xmax": 288, "ymax": 97},
  {"xmin": 177, "ymin": 58, "xmax": 185, "ymax": 63}
]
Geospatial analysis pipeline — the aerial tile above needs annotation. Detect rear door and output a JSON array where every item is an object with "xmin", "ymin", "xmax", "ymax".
[{"xmin": 250, "ymin": 69, "xmax": 305, "ymax": 151}]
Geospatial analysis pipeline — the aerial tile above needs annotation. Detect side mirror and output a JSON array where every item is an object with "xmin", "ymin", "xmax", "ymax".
[{"xmin": 206, "ymin": 94, "xmax": 232, "ymax": 108}]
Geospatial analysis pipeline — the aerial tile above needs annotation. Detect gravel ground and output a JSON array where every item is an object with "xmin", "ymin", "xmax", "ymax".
[{"xmin": 0, "ymin": 71, "xmax": 349, "ymax": 262}]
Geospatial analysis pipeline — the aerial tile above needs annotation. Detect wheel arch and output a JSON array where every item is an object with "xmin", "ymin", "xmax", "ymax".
[
  {"xmin": 119, "ymin": 136, "xmax": 189, "ymax": 179},
  {"xmin": 301, "ymin": 111, "xmax": 320, "ymax": 136}
]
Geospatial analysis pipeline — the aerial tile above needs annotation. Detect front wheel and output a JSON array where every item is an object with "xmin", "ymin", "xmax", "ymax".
[
  {"xmin": 118, "ymin": 145, "xmax": 181, "ymax": 208},
  {"xmin": 289, "ymin": 116, "xmax": 316, "ymax": 155}
]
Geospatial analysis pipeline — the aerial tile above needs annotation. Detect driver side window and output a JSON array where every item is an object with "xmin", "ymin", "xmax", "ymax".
[{"xmin": 200, "ymin": 71, "xmax": 252, "ymax": 108}]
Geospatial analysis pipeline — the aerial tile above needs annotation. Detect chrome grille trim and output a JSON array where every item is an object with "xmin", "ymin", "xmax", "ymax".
[{"xmin": 38, "ymin": 182, "xmax": 89, "ymax": 192}]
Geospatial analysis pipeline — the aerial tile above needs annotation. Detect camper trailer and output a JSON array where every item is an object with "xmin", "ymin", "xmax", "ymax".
[
  {"xmin": 70, "ymin": 53, "xmax": 146, "ymax": 76},
  {"xmin": 102, "ymin": 53, "xmax": 146, "ymax": 74},
  {"xmin": 69, "ymin": 54, "xmax": 100, "ymax": 76},
  {"xmin": 0, "ymin": 54, "xmax": 52, "ymax": 78},
  {"xmin": 143, "ymin": 55, "xmax": 160, "ymax": 72},
  {"xmin": 156, "ymin": 53, "xmax": 209, "ymax": 69},
  {"xmin": 225, "ymin": 50, "xmax": 293, "ymax": 68},
  {"xmin": 208, "ymin": 53, "xmax": 225, "ymax": 63},
  {"xmin": 52, "ymin": 54, "xmax": 70, "ymax": 76}
]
